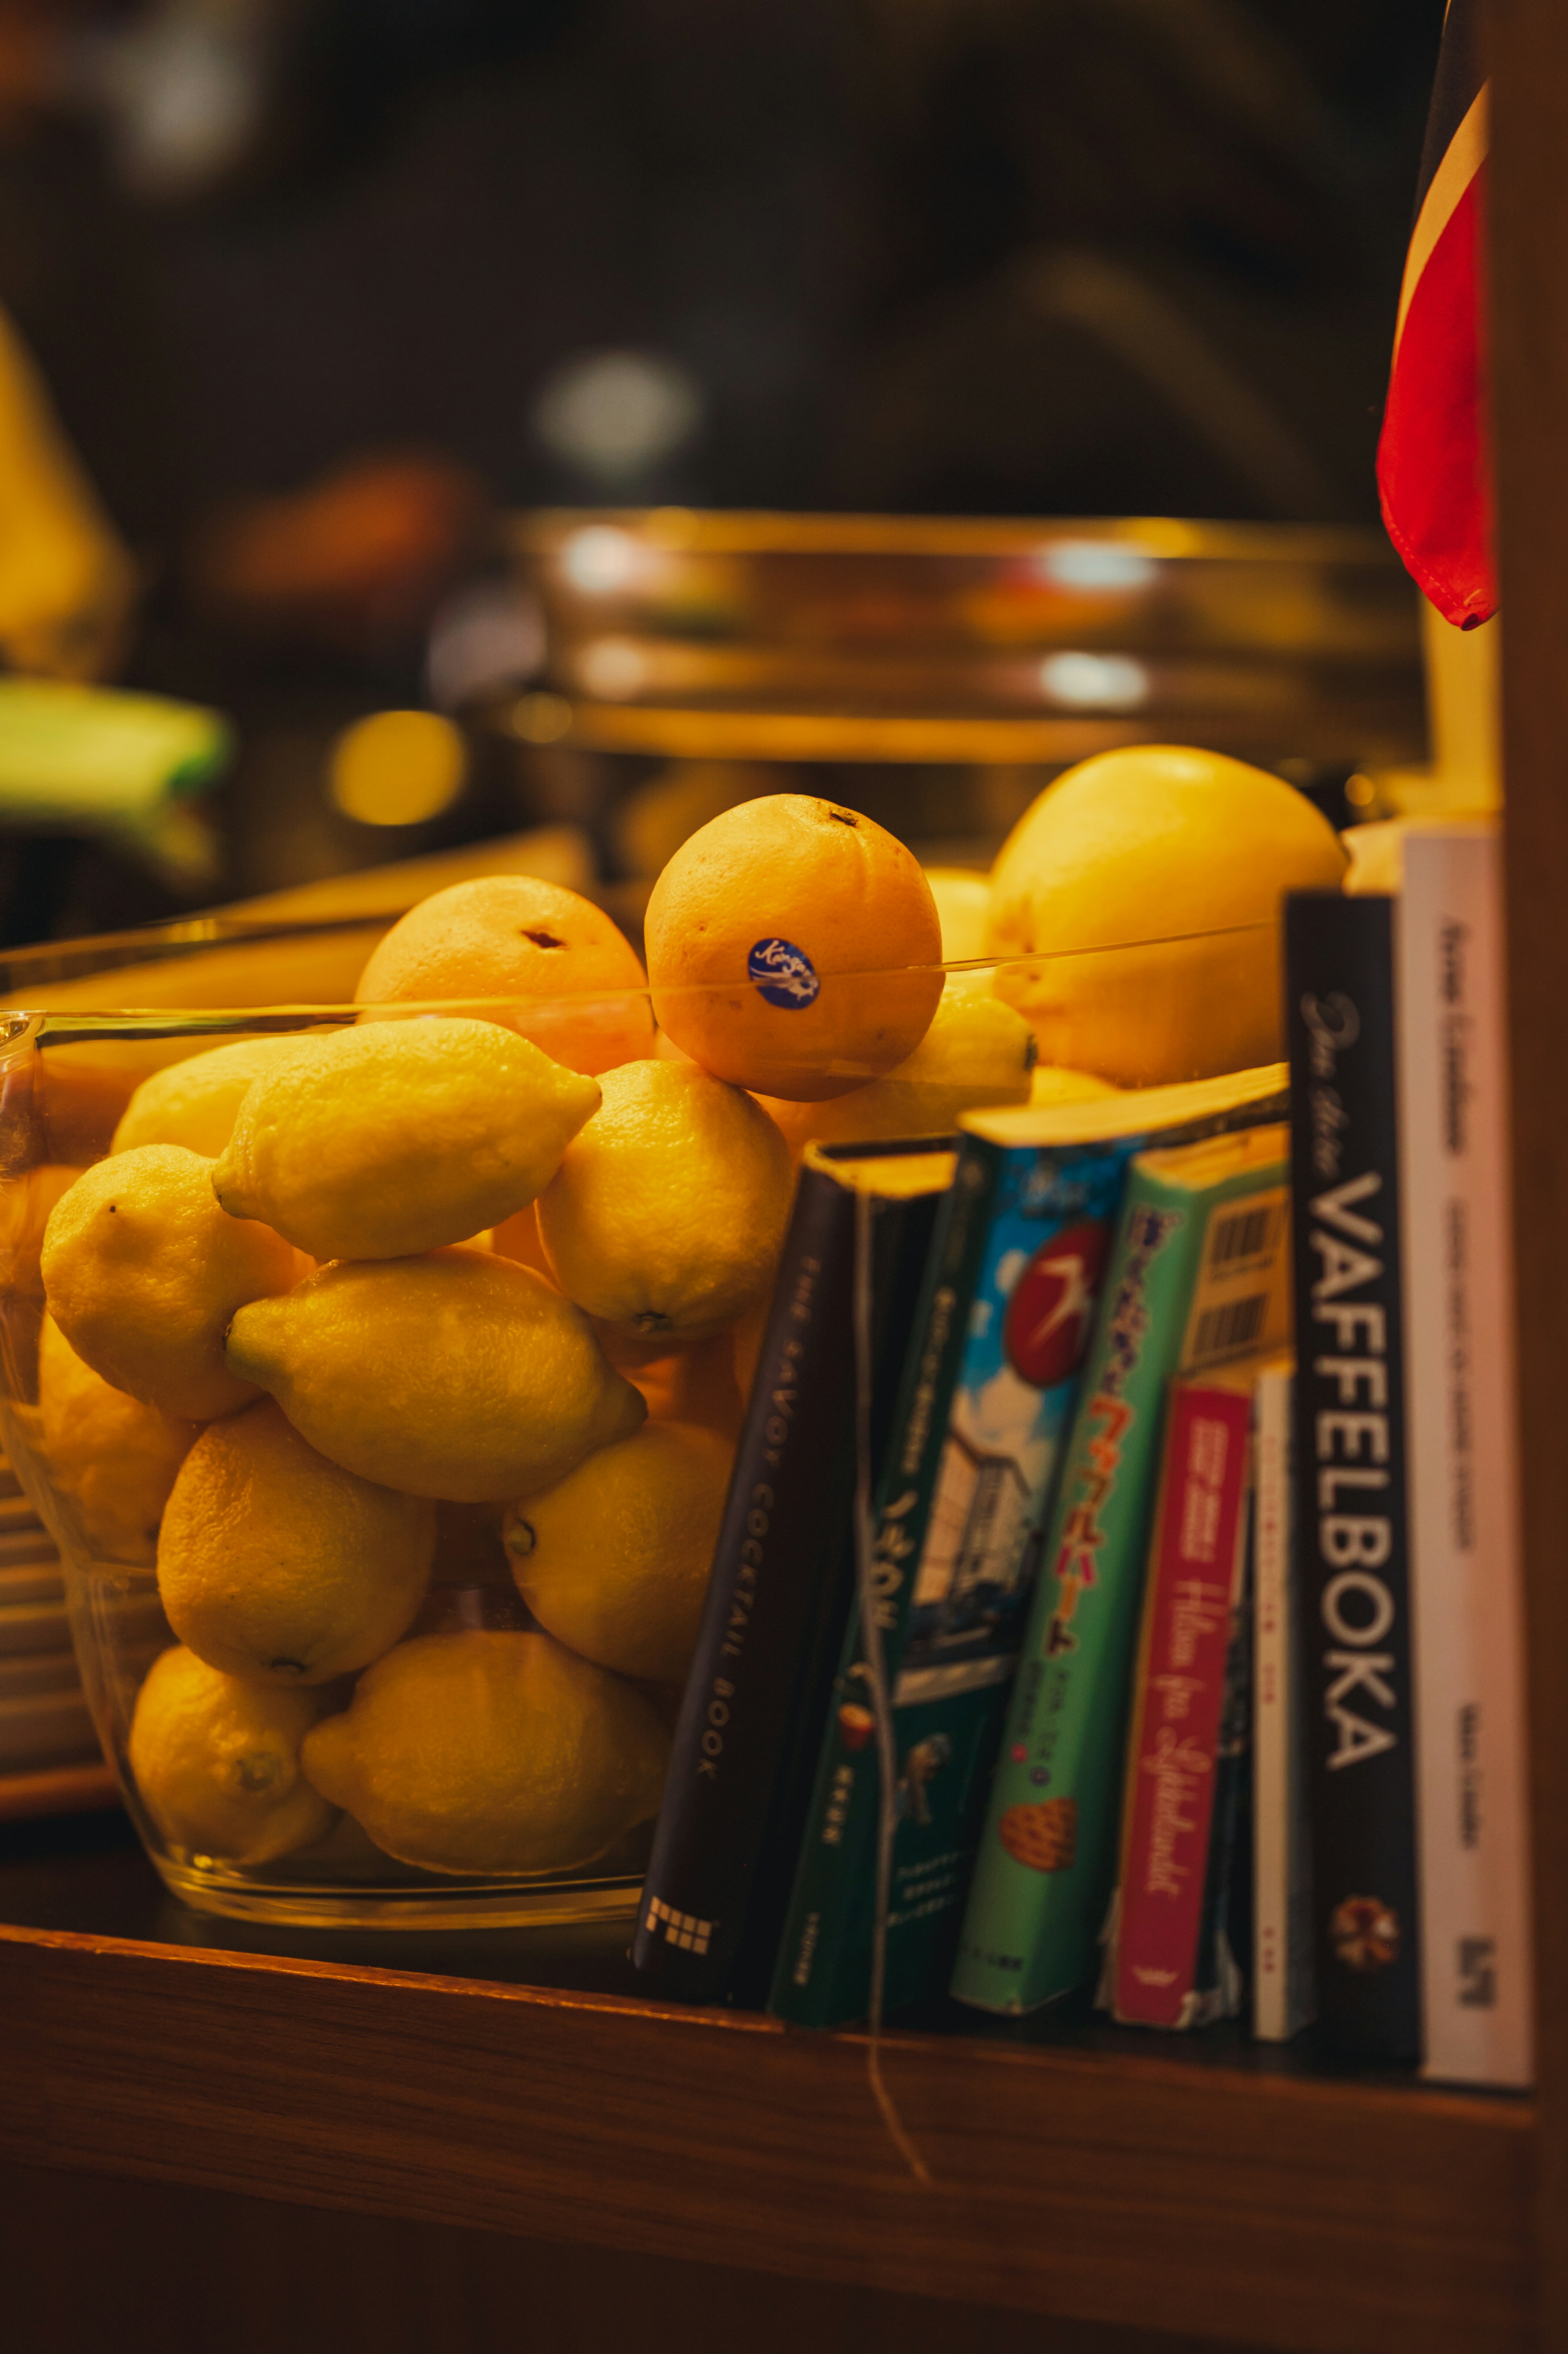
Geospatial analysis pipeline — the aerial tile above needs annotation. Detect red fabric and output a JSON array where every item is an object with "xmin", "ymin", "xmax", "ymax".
[{"xmin": 1377, "ymin": 163, "xmax": 1496, "ymax": 629}]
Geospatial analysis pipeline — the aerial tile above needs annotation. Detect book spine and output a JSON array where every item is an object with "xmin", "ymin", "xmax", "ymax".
[
  {"xmin": 1111, "ymin": 1378, "xmax": 1253, "ymax": 2027},
  {"xmin": 1252, "ymin": 1365, "xmax": 1314, "ymax": 2040},
  {"xmin": 1191, "ymin": 1541, "xmax": 1253, "ymax": 2027},
  {"xmin": 1396, "ymin": 828, "xmax": 1534, "ymax": 2087},
  {"xmin": 766, "ymin": 1137, "xmax": 1004, "ymax": 2026},
  {"xmin": 952, "ymin": 1171, "xmax": 1205, "ymax": 2015},
  {"xmin": 632, "ymin": 1165, "xmax": 858, "ymax": 1999},
  {"xmin": 1286, "ymin": 890, "xmax": 1421, "ymax": 2062},
  {"xmin": 724, "ymin": 1172, "xmax": 945, "ymax": 2007}
]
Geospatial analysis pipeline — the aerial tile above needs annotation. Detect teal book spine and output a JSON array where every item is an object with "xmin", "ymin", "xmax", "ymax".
[
  {"xmin": 766, "ymin": 1132, "xmax": 1007, "ymax": 2026},
  {"xmin": 951, "ymin": 1151, "xmax": 1285, "ymax": 2015}
]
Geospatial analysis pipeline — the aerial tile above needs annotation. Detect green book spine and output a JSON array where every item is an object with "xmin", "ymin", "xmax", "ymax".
[
  {"xmin": 951, "ymin": 1151, "xmax": 1285, "ymax": 2014},
  {"xmin": 767, "ymin": 1136, "xmax": 1003, "ymax": 2026}
]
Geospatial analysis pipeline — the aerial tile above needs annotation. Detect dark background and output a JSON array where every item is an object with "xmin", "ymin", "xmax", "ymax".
[
  {"xmin": 8, "ymin": 0, "xmax": 1442, "ymax": 537},
  {"xmin": 0, "ymin": 0, "xmax": 1445, "ymax": 929}
]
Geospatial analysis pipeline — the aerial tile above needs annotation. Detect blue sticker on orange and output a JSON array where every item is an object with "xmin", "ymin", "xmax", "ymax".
[{"xmin": 748, "ymin": 938, "xmax": 820, "ymax": 1008}]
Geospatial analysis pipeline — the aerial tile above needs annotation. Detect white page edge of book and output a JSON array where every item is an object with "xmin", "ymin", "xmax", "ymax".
[
  {"xmin": 1252, "ymin": 1364, "xmax": 1310, "ymax": 2040},
  {"xmin": 1396, "ymin": 827, "xmax": 1535, "ymax": 2089}
]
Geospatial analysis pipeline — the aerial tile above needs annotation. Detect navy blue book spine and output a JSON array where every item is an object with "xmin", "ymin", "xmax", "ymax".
[
  {"xmin": 1285, "ymin": 890, "xmax": 1421, "ymax": 2062},
  {"xmin": 633, "ymin": 1144, "xmax": 947, "ymax": 2002}
]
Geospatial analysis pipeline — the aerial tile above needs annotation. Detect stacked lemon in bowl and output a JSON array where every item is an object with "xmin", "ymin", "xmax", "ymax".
[{"xmin": 38, "ymin": 874, "xmax": 791, "ymax": 1881}]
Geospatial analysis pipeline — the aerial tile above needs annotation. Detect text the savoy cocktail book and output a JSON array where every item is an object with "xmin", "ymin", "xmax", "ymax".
[{"xmin": 634, "ymin": 1138, "xmax": 952, "ymax": 2002}]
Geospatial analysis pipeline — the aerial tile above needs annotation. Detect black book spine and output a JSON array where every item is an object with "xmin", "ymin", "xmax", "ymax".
[
  {"xmin": 724, "ymin": 1176, "xmax": 945, "ymax": 2007},
  {"xmin": 633, "ymin": 1150, "xmax": 953, "ymax": 2002},
  {"xmin": 1285, "ymin": 891, "xmax": 1422, "ymax": 2062}
]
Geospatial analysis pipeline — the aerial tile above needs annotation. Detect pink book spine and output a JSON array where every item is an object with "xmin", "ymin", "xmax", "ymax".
[{"xmin": 1114, "ymin": 1380, "xmax": 1252, "ymax": 2027}]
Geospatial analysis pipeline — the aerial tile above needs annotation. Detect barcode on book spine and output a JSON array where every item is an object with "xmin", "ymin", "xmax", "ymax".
[
  {"xmin": 1191, "ymin": 1292, "xmax": 1267, "ymax": 1361},
  {"xmin": 1208, "ymin": 1203, "xmax": 1277, "ymax": 1267}
]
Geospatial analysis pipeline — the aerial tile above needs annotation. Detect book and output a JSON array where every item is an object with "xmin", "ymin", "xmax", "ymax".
[
  {"xmin": 1198, "ymin": 1508, "xmax": 1255, "ymax": 2033},
  {"xmin": 766, "ymin": 1067, "xmax": 1293, "ymax": 2029},
  {"xmin": 952, "ymin": 1118, "xmax": 1292, "ymax": 2016},
  {"xmin": 1252, "ymin": 1361, "xmax": 1315, "ymax": 2042},
  {"xmin": 632, "ymin": 1136, "xmax": 954, "ymax": 2003},
  {"xmin": 1105, "ymin": 1356, "xmax": 1272, "ymax": 2029},
  {"xmin": 1285, "ymin": 890, "xmax": 1421, "ymax": 2064},
  {"xmin": 1396, "ymin": 823, "xmax": 1533, "ymax": 2087}
]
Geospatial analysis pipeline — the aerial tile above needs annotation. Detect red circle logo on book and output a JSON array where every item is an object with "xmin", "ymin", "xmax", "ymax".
[{"xmin": 1004, "ymin": 1218, "xmax": 1110, "ymax": 1388}]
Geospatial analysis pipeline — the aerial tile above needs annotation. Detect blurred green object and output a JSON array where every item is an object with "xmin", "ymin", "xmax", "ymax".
[{"xmin": 0, "ymin": 679, "xmax": 230, "ymax": 889}]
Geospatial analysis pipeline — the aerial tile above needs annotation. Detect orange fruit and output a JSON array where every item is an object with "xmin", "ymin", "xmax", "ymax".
[
  {"xmin": 0, "ymin": 1164, "xmax": 84, "ymax": 1301},
  {"xmin": 643, "ymin": 795, "xmax": 943, "ymax": 1101},
  {"xmin": 622, "ymin": 1326, "xmax": 746, "ymax": 1441},
  {"xmin": 353, "ymin": 875, "xmax": 653, "ymax": 1075}
]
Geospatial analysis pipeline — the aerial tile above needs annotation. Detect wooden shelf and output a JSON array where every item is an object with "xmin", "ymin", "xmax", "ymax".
[
  {"xmin": 0, "ymin": 1761, "xmax": 118, "ymax": 1823},
  {"xmin": 0, "ymin": 1823, "xmax": 1534, "ymax": 2354}
]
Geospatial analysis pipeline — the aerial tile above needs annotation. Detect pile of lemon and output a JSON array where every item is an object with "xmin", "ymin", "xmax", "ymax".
[{"xmin": 31, "ymin": 749, "xmax": 1345, "ymax": 1881}]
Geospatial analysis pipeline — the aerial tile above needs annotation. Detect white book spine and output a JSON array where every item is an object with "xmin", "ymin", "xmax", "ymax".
[
  {"xmin": 1396, "ymin": 823, "xmax": 1535, "ymax": 2088},
  {"xmin": 1252, "ymin": 1364, "xmax": 1312, "ymax": 2039}
]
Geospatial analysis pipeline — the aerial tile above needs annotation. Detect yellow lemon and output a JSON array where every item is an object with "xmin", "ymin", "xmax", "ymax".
[
  {"xmin": 41, "ymin": 1145, "xmax": 301, "ymax": 1420},
  {"xmin": 158, "ymin": 1400, "xmax": 434, "ymax": 1685},
  {"xmin": 353, "ymin": 873, "xmax": 654, "ymax": 1074},
  {"xmin": 924, "ymin": 866, "xmax": 992, "ymax": 961},
  {"xmin": 1029, "ymin": 1063, "xmax": 1123, "ymax": 1107},
  {"xmin": 756, "ymin": 972, "xmax": 1034, "ymax": 1152},
  {"xmin": 129, "ymin": 1643, "xmax": 339, "ymax": 1864},
  {"xmin": 985, "ymin": 745, "xmax": 1348, "ymax": 1085},
  {"xmin": 225, "ymin": 1246, "xmax": 645, "ymax": 1501},
  {"xmin": 112, "ymin": 1034, "xmax": 327, "ymax": 1158},
  {"xmin": 504, "ymin": 1420, "xmax": 733, "ymax": 1681},
  {"xmin": 213, "ymin": 1015, "xmax": 600, "ymax": 1261},
  {"xmin": 644, "ymin": 794, "xmax": 943, "ymax": 1100},
  {"xmin": 538, "ymin": 1059, "xmax": 792, "ymax": 1349},
  {"xmin": 300, "ymin": 1628, "xmax": 669, "ymax": 1875},
  {"xmin": 38, "ymin": 1314, "xmax": 200, "ymax": 1564}
]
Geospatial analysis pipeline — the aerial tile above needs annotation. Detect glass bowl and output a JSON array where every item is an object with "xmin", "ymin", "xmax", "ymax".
[{"xmin": 0, "ymin": 908, "xmax": 1281, "ymax": 1928}]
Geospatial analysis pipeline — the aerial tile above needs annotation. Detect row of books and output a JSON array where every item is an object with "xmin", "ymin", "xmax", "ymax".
[{"xmin": 633, "ymin": 818, "xmax": 1531, "ymax": 2090}]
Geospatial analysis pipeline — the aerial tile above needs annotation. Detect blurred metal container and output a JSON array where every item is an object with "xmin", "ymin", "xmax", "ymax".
[{"xmin": 499, "ymin": 510, "xmax": 1425, "ymax": 872}]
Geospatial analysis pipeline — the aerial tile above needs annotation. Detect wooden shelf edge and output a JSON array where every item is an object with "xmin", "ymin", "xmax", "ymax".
[
  {"xmin": 0, "ymin": 1919, "xmax": 1535, "ymax": 2354},
  {"xmin": 0, "ymin": 1762, "xmax": 120, "ymax": 1824},
  {"xmin": 0, "ymin": 1915, "xmax": 1533, "ymax": 2121}
]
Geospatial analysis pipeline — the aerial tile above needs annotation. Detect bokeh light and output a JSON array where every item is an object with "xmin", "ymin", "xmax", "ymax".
[
  {"xmin": 1038, "ymin": 651, "xmax": 1151, "ymax": 710},
  {"xmin": 328, "ymin": 709, "xmax": 467, "ymax": 828}
]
